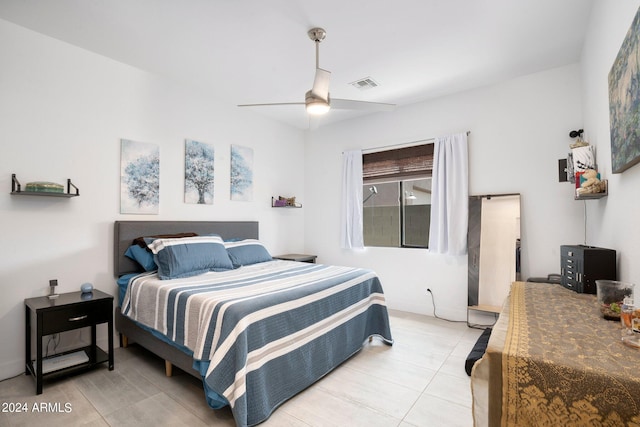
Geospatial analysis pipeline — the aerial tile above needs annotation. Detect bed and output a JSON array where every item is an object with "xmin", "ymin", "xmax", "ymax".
[{"xmin": 113, "ymin": 220, "xmax": 393, "ymax": 427}]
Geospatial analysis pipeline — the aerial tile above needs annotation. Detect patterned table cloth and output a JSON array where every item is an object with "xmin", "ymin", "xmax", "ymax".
[{"xmin": 474, "ymin": 281, "xmax": 640, "ymax": 426}]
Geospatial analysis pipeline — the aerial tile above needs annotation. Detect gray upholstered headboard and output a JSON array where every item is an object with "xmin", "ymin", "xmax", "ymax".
[{"xmin": 114, "ymin": 220, "xmax": 259, "ymax": 276}]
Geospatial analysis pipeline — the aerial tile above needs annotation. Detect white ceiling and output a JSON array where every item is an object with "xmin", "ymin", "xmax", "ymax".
[{"xmin": 0, "ymin": 0, "xmax": 594, "ymax": 130}]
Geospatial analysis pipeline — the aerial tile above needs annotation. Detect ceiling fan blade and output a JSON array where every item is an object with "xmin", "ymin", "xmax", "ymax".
[
  {"xmin": 311, "ymin": 68, "xmax": 331, "ymax": 101},
  {"xmin": 331, "ymin": 98, "xmax": 396, "ymax": 112},
  {"xmin": 238, "ymin": 102, "xmax": 304, "ymax": 107}
]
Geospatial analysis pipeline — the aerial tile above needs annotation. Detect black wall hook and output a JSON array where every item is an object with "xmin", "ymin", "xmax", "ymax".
[{"xmin": 569, "ymin": 129, "xmax": 584, "ymax": 139}]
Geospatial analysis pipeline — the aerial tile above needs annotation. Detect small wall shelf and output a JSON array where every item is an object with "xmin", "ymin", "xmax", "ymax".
[
  {"xmin": 575, "ymin": 180, "xmax": 607, "ymax": 200},
  {"xmin": 11, "ymin": 174, "xmax": 79, "ymax": 198},
  {"xmin": 271, "ymin": 197, "xmax": 301, "ymax": 208}
]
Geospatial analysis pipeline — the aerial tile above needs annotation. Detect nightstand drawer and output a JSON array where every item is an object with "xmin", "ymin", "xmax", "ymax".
[{"xmin": 41, "ymin": 302, "xmax": 109, "ymax": 335}]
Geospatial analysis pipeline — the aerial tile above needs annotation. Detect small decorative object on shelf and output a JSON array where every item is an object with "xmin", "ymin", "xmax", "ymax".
[
  {"xmin": 575, "ymin": 172, "xmax": 608, "ymax": 200},
  {"xmin": 575, "ymin": 180, "xmax": 608, "ymax": 199},
  {"xmin": 11, "ymin": 174, "xmax": 79, "ymax": 197},
  {"xmin": 272, "ymin": 196, "xmax": 302, "ymax": 208},
  {"xmin": 26, "ymin": 181, "xmax": 64, "ymax": 193}
]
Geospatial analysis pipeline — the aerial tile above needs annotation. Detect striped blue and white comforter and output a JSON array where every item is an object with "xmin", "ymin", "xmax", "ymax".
[{"xmin": 122, "ymin": 260, "xmax": 393, "ymax": 426}]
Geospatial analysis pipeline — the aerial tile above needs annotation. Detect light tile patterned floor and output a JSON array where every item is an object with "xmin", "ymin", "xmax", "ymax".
[{"xmin": 0, "ymin": 310, "xmax": 483, "ymax": 426}]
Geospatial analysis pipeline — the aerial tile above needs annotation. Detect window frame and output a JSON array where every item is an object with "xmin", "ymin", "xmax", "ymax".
[{"xmin": 362, "ymin": 143, "xmax": 434, "ymax": 249}]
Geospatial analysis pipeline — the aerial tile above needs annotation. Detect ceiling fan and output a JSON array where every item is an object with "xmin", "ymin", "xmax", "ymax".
[{"xmin": 238, "ymin": 28, "xmax": 396, "ymax": 115}]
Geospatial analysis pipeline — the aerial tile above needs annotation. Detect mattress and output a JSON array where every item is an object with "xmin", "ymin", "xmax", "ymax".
[{"xmin": 121, "ymin": 260, "xmax": 393, "ymax": 427}]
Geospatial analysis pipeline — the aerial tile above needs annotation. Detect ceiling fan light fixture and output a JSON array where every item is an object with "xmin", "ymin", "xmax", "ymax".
[
  {"xmin": 306, "ymin": 101, "xmax": 330, "ymax": 115},
  {"xmin": 305, "ymin": 90, "xmax": 330, "ymax": 115}
]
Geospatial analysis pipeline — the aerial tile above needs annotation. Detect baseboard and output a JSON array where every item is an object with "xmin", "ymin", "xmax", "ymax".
[{"xmin": 0, "ymin": 357, "xmax": 25, "ymax": 382}]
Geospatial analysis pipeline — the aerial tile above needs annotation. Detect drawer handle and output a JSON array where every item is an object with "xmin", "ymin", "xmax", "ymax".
[
  {"xmin": 68, "ymin": 315, "xmax": 88, "ymax": 322},
  {"xmin": 568, "ymin": 251, "xmax": 573, "ymax": 256}
]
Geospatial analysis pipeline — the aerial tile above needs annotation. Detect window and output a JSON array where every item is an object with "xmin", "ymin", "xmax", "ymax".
[{"xmin": 362, "ymin": 144, "xmax": 433, "ymax": 248}]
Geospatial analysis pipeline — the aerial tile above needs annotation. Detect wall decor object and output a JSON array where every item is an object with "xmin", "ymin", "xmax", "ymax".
[
  {"xmin": 120, "ymin": 139, "xmax": 159, "ymax": 214},
  {"xmin": 230, "ymin": 144, "xmax": 253, "ymax": 201},
  {"xmin": 609, "ymin": 6, "xmax": 640, "ymax": 174},
  {"xmin": 184, "ymin": 139, "xmax": 214, "ymax": 204}
]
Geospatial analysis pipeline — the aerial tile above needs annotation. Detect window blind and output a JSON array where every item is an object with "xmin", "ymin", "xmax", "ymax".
[{"xmin": 362, "ymin": 144, "xmax": 434, "ymax": 182}]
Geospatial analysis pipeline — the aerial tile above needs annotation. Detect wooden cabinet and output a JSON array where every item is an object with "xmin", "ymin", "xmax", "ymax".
[
  {"xmin": 25, "ymin": 290, "xmax": 114, "ymax": 394},
  {"xmin": 560, "ymin": 245, "xmax": 616, "ymax": 294}
]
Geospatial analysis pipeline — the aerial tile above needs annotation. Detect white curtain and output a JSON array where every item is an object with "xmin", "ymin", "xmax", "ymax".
[
  {"xmin": 428, "ymin": 133, "xmax": 469, "ymax": 255},
  {"xmin": 340, "ymin": 149, "xmax": 364, "ymax": 249}
]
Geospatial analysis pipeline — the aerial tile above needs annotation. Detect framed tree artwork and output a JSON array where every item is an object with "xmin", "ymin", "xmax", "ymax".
[
  {"xmin": 230, "ymin": 145, "xmax": 253, "ymax": 201},
  {"xmin": 120, "ymin": 139, "xmax": 159, "ymax": 214},
  {"xmin": 184, "ymin": 139, "xmax": 214, "ymax": 204},
  {"xmin": 609, "ymin": 6, "xmax": 640, "ymax": 174}
]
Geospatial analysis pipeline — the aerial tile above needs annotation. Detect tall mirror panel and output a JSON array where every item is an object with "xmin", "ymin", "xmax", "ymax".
[{"xmin": 468, "ymin": 194, "xmax": 521, "ymax": 323}]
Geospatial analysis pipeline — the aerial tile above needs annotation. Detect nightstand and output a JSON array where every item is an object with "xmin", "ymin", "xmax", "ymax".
[
  {"xmin": 25, "ymin": 289, "xmax": 114, "ymax": 394},
  {"xmin": 273, "ymin": 254, "xmax": 318, "ymax": 263}
]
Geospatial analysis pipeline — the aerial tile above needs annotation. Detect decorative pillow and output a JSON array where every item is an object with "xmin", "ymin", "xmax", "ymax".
[
  {"xmin": 124, "ymin": 245, "xmax": 157, "ymax": 271},
  {"xmin": 146, "ymin": 235, "xmax": 234, "ymax": 279},
  {"xmin": 224, "ymin": 239, "xmax": 273, "ymax": 268},
  {"xmin": 132, "ymin": 232, "xmax": 198, "ymax": 250}
]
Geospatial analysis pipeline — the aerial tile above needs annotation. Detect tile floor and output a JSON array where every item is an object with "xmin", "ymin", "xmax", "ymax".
[{"xmin": 0, "ymin": 309, "xmax": 483, "ymax": 426}]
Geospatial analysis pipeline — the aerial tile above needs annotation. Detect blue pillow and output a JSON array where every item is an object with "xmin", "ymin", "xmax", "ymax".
[
  {"xmin": 224, "ymin": 239, "xmax": 273, "ymax": 268},
  {"xmin": 124, "ymin": 245, "xmax": 157, "ymax": 271},
  {"xmin": 146, "ymin": 235, "xmax": 234, "ymax": 279}
]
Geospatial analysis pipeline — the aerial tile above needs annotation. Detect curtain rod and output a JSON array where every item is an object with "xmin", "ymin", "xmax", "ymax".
[{"xmin": 358, "ymin": 131, "xmax": 470, "ymax": 154}]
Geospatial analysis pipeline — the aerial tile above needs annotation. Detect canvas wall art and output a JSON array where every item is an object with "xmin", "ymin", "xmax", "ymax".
[
  {"xmin": 184, "ymin": 139, "xmax": 214, "ymax": 204},
  {"xmin": 120, "ymin": 139, "xmax": 159, "ymax": 214},
  {"xmin": 230, "ymin": 144, "xmax": 253, "ymax": 201},
  {"xmin": 609, "ymin": 6, "xmax": 640, "ymax": 174}
]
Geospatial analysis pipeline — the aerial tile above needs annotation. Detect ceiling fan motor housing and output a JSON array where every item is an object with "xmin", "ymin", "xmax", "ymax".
[{"xmin": 308, "ymin": 27, "xmax": 326, "ymax": 42}]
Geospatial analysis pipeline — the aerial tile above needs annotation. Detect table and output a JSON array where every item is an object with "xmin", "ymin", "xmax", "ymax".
[
  {"xmin": 25, "ymin": 289, "xmax": 114, "ymax": 394},
  {"xmin": 471, "ymin": 281, "xmax": 640, "ymax": 426},
  {"xmin": 272, "ymin": 253, "xmax": 317, "ymax": 263}
]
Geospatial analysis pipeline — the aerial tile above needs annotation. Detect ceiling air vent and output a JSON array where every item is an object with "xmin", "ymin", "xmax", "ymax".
[{"xmin": 350, "ymin": 77, "xmax": 379, "ymax": 90}]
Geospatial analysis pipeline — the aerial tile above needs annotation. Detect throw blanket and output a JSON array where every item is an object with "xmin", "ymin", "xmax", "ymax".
[
  {"xmin": 122, "ymin": 260, "xmax": 393, "ymax": 426},
  {"xmin": 497, "ymin": 282, "xmax": 640, "ymax": 426}
]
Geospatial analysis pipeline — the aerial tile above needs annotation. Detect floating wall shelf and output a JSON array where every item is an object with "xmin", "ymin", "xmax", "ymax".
[
  {"xmin": 11, "ymin": 174, "xmax": 79, "ymax": 198},
  {"xmin": 575, "ymin": 180, "xmax": 607, "ymax": 200}
]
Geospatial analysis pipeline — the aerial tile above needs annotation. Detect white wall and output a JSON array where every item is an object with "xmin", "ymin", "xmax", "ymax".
[
  {"xmin": 5, "ymin": 2, "xmax": 636, "ymax": 383},
  {"xmin": 581, "ymin": 1, "xmax": 640, "ymax": 287},
  {"xmin": 305, "ymin": 64, "xmax": 584, "ymax": 320},
  {"xmin": 0, "ymin": 19, "xmax": 305, "ymax": 380}
]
